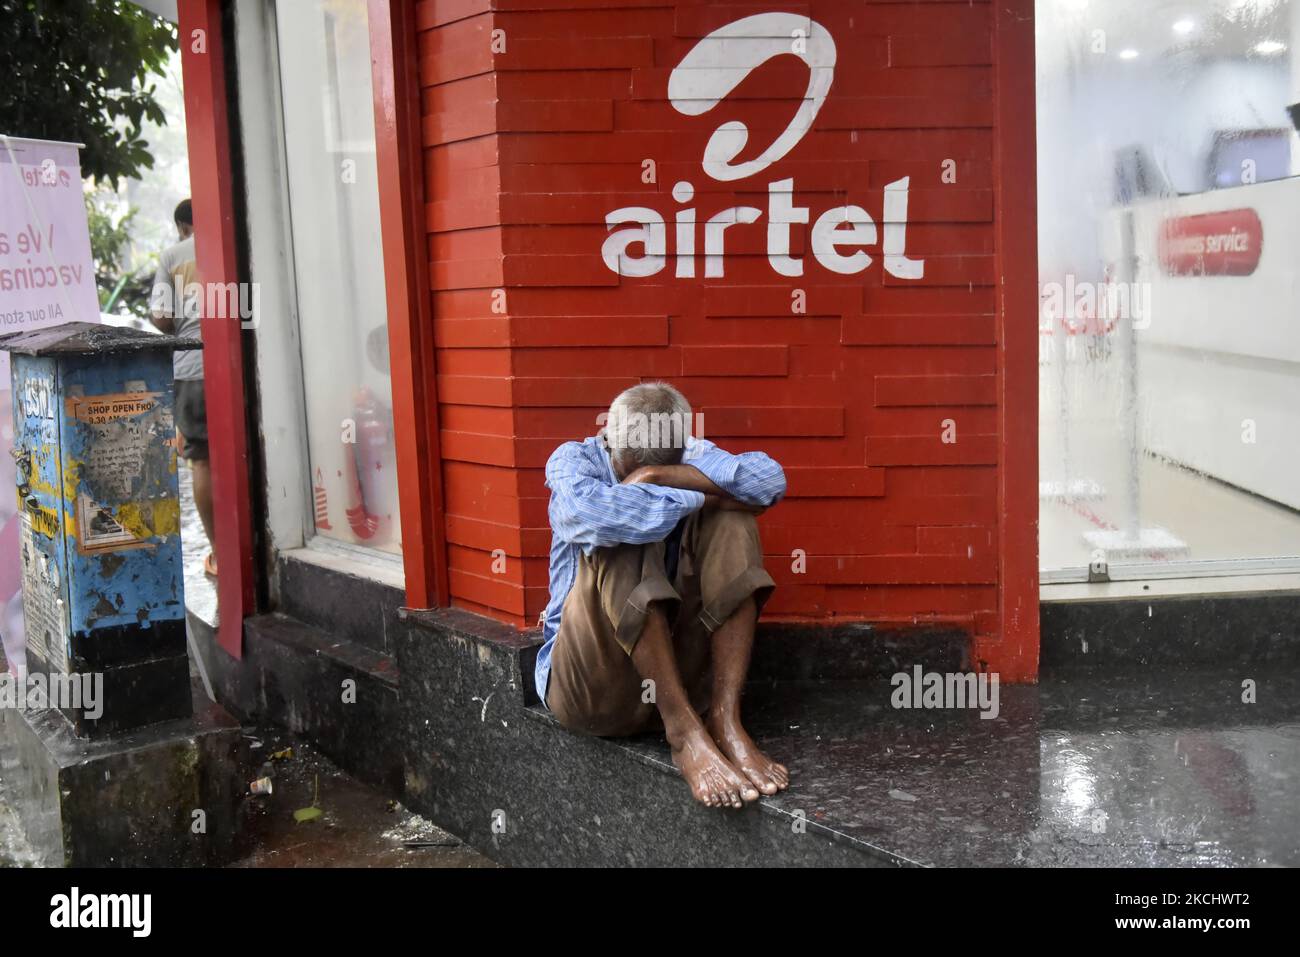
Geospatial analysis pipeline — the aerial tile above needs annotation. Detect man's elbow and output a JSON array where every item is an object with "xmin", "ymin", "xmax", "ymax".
[{"xmin": 759, "ymin": 458, "xmax": 787, "ymax": 505}]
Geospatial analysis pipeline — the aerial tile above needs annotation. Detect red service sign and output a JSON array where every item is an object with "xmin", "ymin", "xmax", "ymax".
[{"xmin": 1157, "ymin": 208, "xmax": 1263, "ymax": 277}]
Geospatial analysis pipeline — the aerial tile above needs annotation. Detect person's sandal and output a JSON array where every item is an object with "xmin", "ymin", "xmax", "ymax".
[{"xmin": 203, "ymin": 552, "xmax": 218, "ymax": 578}]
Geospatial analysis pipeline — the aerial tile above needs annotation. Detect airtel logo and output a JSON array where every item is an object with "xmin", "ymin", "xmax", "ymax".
[
  {"xmin": 668, "ymin": 11, "xmax": 836, "ymax": 182},
  {"xmin": 601, "ymin": 12, "xmax": 924, "ymax": 281}
]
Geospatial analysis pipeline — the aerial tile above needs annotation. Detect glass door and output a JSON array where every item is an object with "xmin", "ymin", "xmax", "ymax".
[
  {"xmin": 275, "ymin": 0, "xmax": 402, "ymax": 555},
  {"xmin": 1036, "ymin": 0, "xmax": 1300, "ymax": 582}
]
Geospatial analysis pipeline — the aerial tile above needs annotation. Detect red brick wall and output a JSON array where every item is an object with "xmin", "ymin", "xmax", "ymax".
[{"xmin": 415, "ymin": 0, "xmax": 1029, "ymax": 672}]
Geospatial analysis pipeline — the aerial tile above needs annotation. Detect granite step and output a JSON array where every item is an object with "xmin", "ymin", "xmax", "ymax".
[
  {"xmin": 190, "ymin": 611, "xmax": 403, "ymax": 798},
  {"xmin": 602, "ymin": 671, "xmax": 1300, "ymax": 867}
]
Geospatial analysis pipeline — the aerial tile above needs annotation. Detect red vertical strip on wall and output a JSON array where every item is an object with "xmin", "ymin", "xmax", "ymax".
[
  {"xmin": 368, "ymin": 0, "xmax": 449, "ymax": 607},
  {"xmin": 178, "ymin": 0, "xmax": 256, "ymax": 657},
  {"xmin": 990, "ymin": 0, "xmax": 1041, "ymax": 681}
]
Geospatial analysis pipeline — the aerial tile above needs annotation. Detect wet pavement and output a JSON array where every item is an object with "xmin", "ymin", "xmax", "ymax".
[
  {"xmin": 229, "ymin": 726, "xmax": 494, "ymax": 869},
  {"xmin": 0, "ymin": 707, "xmax": 493, "ymax": 868},
  {"xmin": 617, "ymin": 670, "xmax": 1300, "ymax": 866}
]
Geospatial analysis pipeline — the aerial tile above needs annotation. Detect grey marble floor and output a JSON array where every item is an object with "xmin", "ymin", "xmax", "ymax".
[{"xmin": 616, "ymin": 671, "xmax": 1300, "ymax": 866}]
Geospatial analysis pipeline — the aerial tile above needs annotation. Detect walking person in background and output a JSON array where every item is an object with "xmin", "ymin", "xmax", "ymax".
[{"xmin": 149, "ymin": 198, "xmax": 215, "ymax": 577}]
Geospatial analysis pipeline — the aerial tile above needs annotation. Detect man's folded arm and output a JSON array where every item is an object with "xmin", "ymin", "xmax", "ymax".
[
  {"xmin": 669, "ymin": 439, "xmax": 787, "ymax": 508},
  {"xmin": 546, "ymin": 445, "xmax": 703, "ymax": 548}
]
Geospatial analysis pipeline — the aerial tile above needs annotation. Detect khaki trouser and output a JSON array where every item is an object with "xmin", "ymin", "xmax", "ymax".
[{"xmin": 546, "ymin": 508, "xmax": 775, "ymax": 737}]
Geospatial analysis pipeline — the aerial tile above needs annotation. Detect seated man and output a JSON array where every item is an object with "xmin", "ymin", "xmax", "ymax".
[{"xmin": 537, "ymin": 382, "xmax": 789, "ymax": 809}]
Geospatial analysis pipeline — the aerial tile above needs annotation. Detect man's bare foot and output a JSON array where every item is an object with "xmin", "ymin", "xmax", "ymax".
[
  {"xmin": 706, "ymin": 713, "xmax": 789, "ymax": 796},
  {"xmin": 670, "ymin": 726, "xmax": 760, "ymax": 809}
]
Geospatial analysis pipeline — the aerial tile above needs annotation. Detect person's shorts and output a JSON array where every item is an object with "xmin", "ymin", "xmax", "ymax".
[
  {"xmin": 175, "ymin": 378, "xmax": 209, "ymax": 461},
  {"xmin": 545, "ymin": 509, "xmax": 775, "ymax": 737}
]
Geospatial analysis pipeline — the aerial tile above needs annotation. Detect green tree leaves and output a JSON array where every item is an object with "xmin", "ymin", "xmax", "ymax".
[{"xmin": 0, "ymin": 0, "xmax": 178, "ymax": 186}]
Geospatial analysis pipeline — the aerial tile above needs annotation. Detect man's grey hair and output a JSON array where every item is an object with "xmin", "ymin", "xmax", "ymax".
[{"xmin": 603, "ymin": 381, "xmax": 693, "ymax": 472}]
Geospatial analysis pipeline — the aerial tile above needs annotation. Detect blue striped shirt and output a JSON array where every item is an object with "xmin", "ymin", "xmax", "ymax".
[{"xmin": 535, "ymin": 435, "xmax": 786, "ymax": 704}]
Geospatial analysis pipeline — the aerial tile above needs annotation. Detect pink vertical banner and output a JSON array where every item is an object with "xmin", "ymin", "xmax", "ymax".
[{"xmin": 0, "ymin": 135, "xmax": 100, "ymax": 676}]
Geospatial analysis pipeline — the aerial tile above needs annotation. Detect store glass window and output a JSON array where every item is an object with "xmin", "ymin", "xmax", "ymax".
[
  {"xmin": 1037, "ymin": 0, "xmax": 1300, "ymax": 582},
  {"xmin": 276, "ymin": 0, "xmax": 401, "ymax": 554}
]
